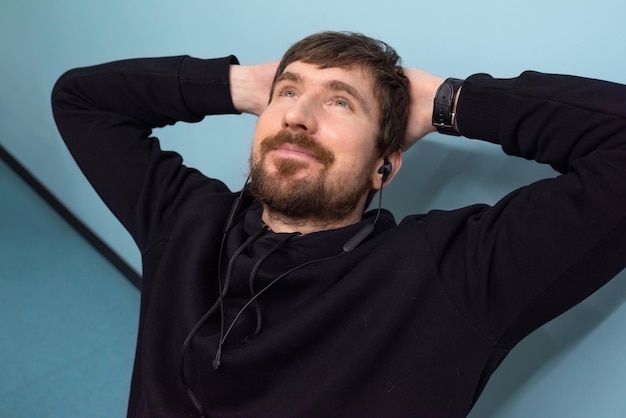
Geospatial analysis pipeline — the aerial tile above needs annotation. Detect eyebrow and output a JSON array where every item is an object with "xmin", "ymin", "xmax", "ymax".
[
  {"xmin": 276, "ymin": 71, "xmax": 301, "ymax": 84},
  {"xmin": 325, "ymin": 80, "xmax": 371, "ymax": 114},
  {"xmin": 275, "ymin": 71, "xmax": 372, "ymax": 115}
]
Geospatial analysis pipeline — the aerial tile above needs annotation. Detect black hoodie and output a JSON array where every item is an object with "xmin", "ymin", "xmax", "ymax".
[{"xmin": 52, "ymin": 55, "xmax": 626, "ymax": 417}]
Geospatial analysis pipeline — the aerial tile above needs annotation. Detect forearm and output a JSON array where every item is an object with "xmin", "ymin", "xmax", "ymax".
[
  {"xmin": 52, "ymin": 55, "xmax": 239, "ymax": 133},
  {"xmin": 436, "ymin": 71, "xmax": 626, "ymax": 346},
  {"xmin": 455, "ymin": 71, "xmax": 626, "ymax": 172},
  {"xmin": 51, "ymin": 55, "xmax": 238, "ymax": 246}
]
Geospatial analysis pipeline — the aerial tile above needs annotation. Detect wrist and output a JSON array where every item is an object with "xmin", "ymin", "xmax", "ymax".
[
  {"xmin": 229, "ymin": 62, "xmax": 278, "ymax": 116},
  {"xmin": 432, "ymin": 78, "xmax": 464, "ymax": 136},
  {"xmin": 229, "ymin": 65, "xmax": 260, "ymax": 115}
]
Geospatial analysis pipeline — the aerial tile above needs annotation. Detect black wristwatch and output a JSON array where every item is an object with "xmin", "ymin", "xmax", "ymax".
[{"xmin": 432, "ymin": 78, "xmax": 463, "ymax": 136}]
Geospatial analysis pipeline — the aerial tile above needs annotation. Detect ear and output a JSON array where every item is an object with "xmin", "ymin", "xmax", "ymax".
[{"xmin": 371, "ymin": 149, "xmax": 403, "ymax": 190}]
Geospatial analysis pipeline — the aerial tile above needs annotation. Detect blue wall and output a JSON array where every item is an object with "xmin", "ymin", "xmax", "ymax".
[{"xmin": 1, "ymin": 0, "xmax": 625, "ymax": 416}]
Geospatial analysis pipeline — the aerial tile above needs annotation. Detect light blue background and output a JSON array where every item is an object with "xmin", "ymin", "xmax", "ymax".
[{"xmin": 1, "ymin": 0, "xmax": 625, "ymax": 416}]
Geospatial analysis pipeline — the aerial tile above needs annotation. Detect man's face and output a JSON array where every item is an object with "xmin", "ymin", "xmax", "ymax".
[{"xmin": 250, "ymin": 61, "xmax": 382, "ymax": 224}]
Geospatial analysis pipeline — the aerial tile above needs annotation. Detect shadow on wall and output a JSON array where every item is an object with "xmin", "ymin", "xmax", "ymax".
[{"xmin": 383, "ymin": 135, "xmax": 558, "ymax": 217}]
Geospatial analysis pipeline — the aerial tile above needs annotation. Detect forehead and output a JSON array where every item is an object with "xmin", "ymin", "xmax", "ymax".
[{"xmin": 280, "ymin": 61, "xmax": 374, "ymax": 88}]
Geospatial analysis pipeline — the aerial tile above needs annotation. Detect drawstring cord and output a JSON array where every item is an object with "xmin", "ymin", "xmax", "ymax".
[
  {"xmin": 248, "ymin": 232, "xmax": 299, "ymax": 337},
  {"xmin": 214, "ymin": 247, "xmax": 345, "ymax": 370},
  {"xmin": 179, "ymin": 224, "xmax": 264, "ymax": 418},
  {"xmin": 213, "ymin": 231, "xmax": 297, "ymax": 368}
]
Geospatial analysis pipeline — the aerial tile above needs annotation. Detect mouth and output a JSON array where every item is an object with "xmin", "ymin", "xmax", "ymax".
[{"xmin": 271, "ymin": 143, "xmax": 320, "ymax": 162}]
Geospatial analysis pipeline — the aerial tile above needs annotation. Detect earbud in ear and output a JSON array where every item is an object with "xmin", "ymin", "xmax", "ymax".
[{"xmin": 378, "ymin": 160, "xmax": 393, "ymax": 183}]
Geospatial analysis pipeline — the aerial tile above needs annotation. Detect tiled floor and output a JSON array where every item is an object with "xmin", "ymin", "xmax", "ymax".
[{"xmin": 0, "ymin": 159, "xmax": 139, "ymax": 417}]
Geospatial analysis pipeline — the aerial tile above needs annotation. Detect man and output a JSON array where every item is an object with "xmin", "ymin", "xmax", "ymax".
[{"xmin": 52, "ymin": 31, "xmax": 626, "ymax": 417}]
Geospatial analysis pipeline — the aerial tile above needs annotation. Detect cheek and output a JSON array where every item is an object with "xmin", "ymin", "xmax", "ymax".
[
  {"xmin": 330, "ymin": 152, "xmax": 375, "ymax": 182},
  {"xmin": 255, "ymin": 105, "xmax": 284, "ymax": 130},
  {"xmin": 253, "ymin": 114, "xmax": 272, "ymax": 140},
  {"xmin": 252, "ymin": 112, "xmax": 277, "ymax": 156},
  {"xmin": 326, "ymin": 129, "xmax": 378, "ymax": 163}
]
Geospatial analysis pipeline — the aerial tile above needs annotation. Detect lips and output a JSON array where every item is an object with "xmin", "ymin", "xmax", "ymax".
[{"xmin": 272, "ymin": 143, "xmax": 319, "ymax": 161}]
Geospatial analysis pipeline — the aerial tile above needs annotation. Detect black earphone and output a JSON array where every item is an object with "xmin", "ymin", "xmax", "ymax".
[{"xmin": 378, "ymin": 160, "xmax": 393, "ymax": 183}]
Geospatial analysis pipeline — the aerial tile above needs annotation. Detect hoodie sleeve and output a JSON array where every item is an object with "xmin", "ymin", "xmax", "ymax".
[
  {"xmin": 51, "ymin": 55, "xmax": 239, "ymax": 252},
  {"xmin": 430, "ymin": 71, "xmax": 626, "ymax": 348}
]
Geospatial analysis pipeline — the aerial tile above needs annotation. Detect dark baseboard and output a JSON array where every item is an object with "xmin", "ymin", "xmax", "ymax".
[{"xmin": 0, "ymin": 144, "xmax": 141, "ymax": 289}]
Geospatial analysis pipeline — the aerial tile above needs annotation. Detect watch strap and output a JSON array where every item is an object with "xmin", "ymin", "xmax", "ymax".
[{"xmin": 432, "ymin": 78, "xmax": 463, "ymax": 136}]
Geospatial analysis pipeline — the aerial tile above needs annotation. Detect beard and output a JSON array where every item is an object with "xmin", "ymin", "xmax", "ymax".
[{"xmin": 249, "ymin": 130, "xmax": 374, "ymax": 224}]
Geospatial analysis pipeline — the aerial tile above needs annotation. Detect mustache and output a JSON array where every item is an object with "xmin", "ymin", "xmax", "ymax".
[{"xmin": 260, "ymin": 130, "xmax": 335, "ymax": 167}]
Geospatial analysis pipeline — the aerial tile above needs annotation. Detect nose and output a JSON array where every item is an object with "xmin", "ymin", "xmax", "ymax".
[{"xmin": 281, "ymin": 98, "xmax": 318, "ymax": 133}]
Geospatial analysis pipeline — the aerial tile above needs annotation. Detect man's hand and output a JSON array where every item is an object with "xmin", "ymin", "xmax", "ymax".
[
  {"xmin": 230, "ymin": 61, "xmax": 279, "ymax": 116},
  {"xmin": 403, "ymin": 68, "xmax": 445, "ymax": 150}
]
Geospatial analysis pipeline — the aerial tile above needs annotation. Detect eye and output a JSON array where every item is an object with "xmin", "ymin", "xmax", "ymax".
[
  {"xmin": 333, "ymin": 97, "xmax": 352, "ymax": 109},
  {"xmin": 277, "ymin": 86, "xmax": 297, "ymax": 98}
]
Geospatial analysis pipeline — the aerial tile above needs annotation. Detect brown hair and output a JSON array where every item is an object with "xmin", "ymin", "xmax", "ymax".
[{"xmin": 271, "ymin": 31, "xmax": 410, "ymax": 156}]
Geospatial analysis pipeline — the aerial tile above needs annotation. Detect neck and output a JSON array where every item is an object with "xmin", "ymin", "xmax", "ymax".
[{"xmin": 261, "ymin": 205, "xmax": 364, "ymax": 234}]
